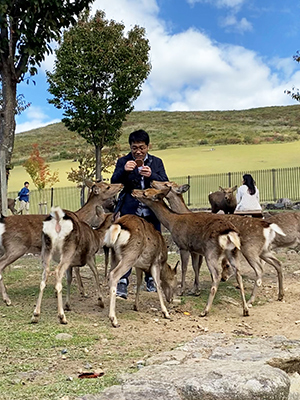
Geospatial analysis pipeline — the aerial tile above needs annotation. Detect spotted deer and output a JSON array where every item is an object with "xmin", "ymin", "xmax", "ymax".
[
  {"xmin": 31, "ymin": 206, "xmax": 115, "ymax": 324},
  {"xmin": 131, "ymin": 187, "xmax": 249, "ymax": 317},
  {"xmin": 151, "ymin": 180, "xmax": 285, "ymax": 306},
  {"xmin": 0, "ymin": 180, "xmax": 123, "ymax": 306},
  {"xmin": 103, "ymin": 214, "xmax": 178, "ymax": 327}
]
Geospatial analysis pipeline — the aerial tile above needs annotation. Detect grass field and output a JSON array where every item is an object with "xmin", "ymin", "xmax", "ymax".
[{"xmin": 8, "ymin": 140, "xmax": 300, "ymax": 193}]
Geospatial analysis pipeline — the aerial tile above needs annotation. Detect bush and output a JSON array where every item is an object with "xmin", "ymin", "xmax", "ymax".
[
  {"xmin": 226, "ymin": 137, "xmax": 242, "ymax": 144},
  {"xmin": 198, "ymin": 139, "xmax": 208, "ymax": 145},
  {"xmin": 243, "ymin": 135, "xmax": 252, "ymax": 144},
  {"xmin": 158, "ymin": 142, "xmax": 169, "ymax": 150}
]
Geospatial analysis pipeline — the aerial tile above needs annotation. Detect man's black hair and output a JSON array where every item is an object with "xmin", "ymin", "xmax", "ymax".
[
  {"xmin": 128, "ymin": 129, "xmax": 150, "ymax": 146},
  {"xmin": 24, "ymin": 181, "xmax": 29, "ymax": 185}
]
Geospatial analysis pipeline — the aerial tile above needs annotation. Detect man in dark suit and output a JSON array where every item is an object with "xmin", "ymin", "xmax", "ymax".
[{"xmin": 111, "ymin": 129, "xmax": 169, "ymax": 298}]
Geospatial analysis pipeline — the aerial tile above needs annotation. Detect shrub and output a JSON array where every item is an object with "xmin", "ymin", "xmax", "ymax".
[
  {"xmin": 243, "ymin": 135, "xmax": 252, "ymax": 144},
  {"xmin": 226, "ymin": 137, "xmax": 242, "ymax": 144},
  {"xmin": 198, "ymin": 139, "xmax": 208, "ymax": 145},
  {"xmin": 158, "ymin": 142, "xmax": 169, "ymax": 150}
]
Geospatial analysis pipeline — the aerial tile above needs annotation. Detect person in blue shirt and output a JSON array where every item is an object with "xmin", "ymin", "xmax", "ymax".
[
  {"xmin": 17, "ymin": 181, "xmax": 30, "ymax": 214},
  {"xmin": 111, "ymin": 129, "xmax": 169, "ymax": 299}
]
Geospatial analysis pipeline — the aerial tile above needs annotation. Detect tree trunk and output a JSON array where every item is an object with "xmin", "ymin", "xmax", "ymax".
[
  {"xmin": 0, "ymin": 59, "xmax": 17, "ymax": 214},
  {"xmin": 80, "ymin": 184, "xmax": 85, "ymax": 207},
  {"xmin": 95, "ymin": 144, "xmax": 102, "ymax": 181},
  {"xmin": 1, "ymin": 60, "xmax": 17, "ymax": 166}
]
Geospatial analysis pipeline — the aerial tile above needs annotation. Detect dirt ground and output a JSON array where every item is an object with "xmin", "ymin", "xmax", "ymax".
[
  {"xmin": 76, "ymin": 248, "xmax": 300, "ymax": 369},
  {"xmin": 2, "ymin": 248, "xmax": 300, "ymax": 400}
]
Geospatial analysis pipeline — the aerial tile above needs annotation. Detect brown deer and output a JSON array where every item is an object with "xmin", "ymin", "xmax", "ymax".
[
  {"xmin": 209, "ymin": 186, "xmax": 237, "ymax": 214},
  {"xmin": 0, "ymin": 180, "xmax": 123, "ymax": 306},
  {"xmin": 103, "ymin": 214, "xmax": 178, "ymax": 327},
  {"xmin": 31, "ymin": 206, "xmax": 114, "ymax": 324},
  {"xmin": 151, "ymin": 180, "xmax": 285, "ymax": 306},
  {"xmin": 7, "ymin": 198, "xmax": 17, "ymax": 215},
  {"xmin": 265, "ymin": 212, "xmax": 300, "ymax": 250},
  {"xmin": 131, "ymin": 187, "xmax": 249, "ymax": 317}
]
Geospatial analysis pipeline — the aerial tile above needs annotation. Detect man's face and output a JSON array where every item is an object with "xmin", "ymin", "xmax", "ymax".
[{"xmin": 130, "ymin": 141, "xmax": 149, "ymax": 160}]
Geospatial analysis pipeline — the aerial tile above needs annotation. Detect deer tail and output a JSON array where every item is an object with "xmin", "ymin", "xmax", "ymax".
[
  {"xmin": 269, "ymin": 223, "xmax": 286, "ymax": 236},
  {"xmin": 219, "ymin": 231, "xmax": 241, "ymax": 250},
  {"xmin": 104, "ymin": 224, "xmax": 130, "ymax": 248}
]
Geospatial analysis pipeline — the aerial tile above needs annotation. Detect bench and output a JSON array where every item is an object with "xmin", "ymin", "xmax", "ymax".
[{"xmin": 233, "ymin": 210, "xmax": 263, "ymax": 218}]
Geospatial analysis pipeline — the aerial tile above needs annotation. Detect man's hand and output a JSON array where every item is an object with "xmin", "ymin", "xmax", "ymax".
[
  {"xmin": 139, "ymin": 165, "xmax": 151, "ymax": 178},
  {"xmin": 124, "ymin": 160, "xmax": 137, "ymax": 172}
]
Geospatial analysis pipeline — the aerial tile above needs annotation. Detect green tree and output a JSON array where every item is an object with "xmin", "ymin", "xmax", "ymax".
[
  {"xmin": 23, "ymin": 144, "xmax": 59, "ymax": 202},
  {"xmin": 47, "ymin": 10, "xmax": 151, "ymax": 180},
  {"xmin": 0, "ymin": 0, "xmax": 93, "ymax": 212},
  {"xmin": 67, "ymin": 144, "xmax": 121, "ymax": 186},
  {"xmin": 67, "ymin": 144, "xmax": 121, "ymax": 205},
  {"xmin": 285, "ymin": 51, "xmax": 300, "ymax": 101}
]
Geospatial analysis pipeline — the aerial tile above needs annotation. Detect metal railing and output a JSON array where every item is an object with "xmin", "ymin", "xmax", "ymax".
[
  {"xmin": 7, "ymin": 166, "xmax": 300, "ymax": 213},
  {"xmin": 170, "ymin": 166, "xmax": 300, "ymax": 208}
]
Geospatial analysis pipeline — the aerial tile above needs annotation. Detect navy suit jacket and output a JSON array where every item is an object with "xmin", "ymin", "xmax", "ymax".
[{"xmin": 111, "ymin": 152, "xmax": 168, "ymax": 223}]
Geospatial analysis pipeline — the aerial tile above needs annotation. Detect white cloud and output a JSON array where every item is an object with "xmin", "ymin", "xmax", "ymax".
[
  {"xmin": 187, "ymin": 0, "xmax": 246, "ymax": 9},
  {"xmin": 16, "ymin": 106, "xmax": 60, "ymax": 133},
  {"xmin": 16, "ymin": 0, "xmax": 300, "ymax": 135},
  {"xmin": 220, "ymin": 15, "xmax": 252, "ymax": 33}
]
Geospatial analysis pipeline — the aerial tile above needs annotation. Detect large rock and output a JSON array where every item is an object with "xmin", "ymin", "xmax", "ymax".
[{"xmin": 78, "ymin": 333, "xmax": 300, "ymax": 400}]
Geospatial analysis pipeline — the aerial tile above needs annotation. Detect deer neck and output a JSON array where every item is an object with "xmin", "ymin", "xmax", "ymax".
[
  {"xmin": 145, "ymin": 200, "xmax": 176, "ymax": 231},
  {"xmin": 167, "ymin": 193, "xmax": 190, "ymax": 214}
]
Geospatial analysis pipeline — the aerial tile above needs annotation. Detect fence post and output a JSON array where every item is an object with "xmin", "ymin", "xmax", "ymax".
[
  {"xmin": 228, "ymin": 172, "xmax": 231, "ymax": 187},
  {"xmin": 272, "ymin": 169, "xmax": 276, "ymax": 202},
  {"xmin": 187, "ymin": 175, "xmax": 191, "ymax": 206},
  {"xmin": 51, "ymin": 187, "xmax": 54, "ymax": 207}
]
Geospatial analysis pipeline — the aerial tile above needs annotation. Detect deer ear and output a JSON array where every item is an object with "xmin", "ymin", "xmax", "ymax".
[
  {"xmin": 84, "ymin": 179, "xmax": 94, "ymax": 188},
  {"xmin": 153, "ymin": 192, "xmax": 165, "ymax": 201},
  {"xmin": 177, "ymin": 184, "xmax": 190, "ymax": 194},
  {"xmin": 232, "ymin": 185, "xmax": 238, "ymax": 191},
  {"xmin": 173, "ymin": 260, "xmax": 180, "ymax": 273},
  {"xmin": 219, "ymin": 186, "xmax": 224, "ymax": 191},
  {"xmin": 113, "ymin": 211, "xmax": 121, "ymax": 222},
  {"xmin": 96, "ymin": 205, "xmax": 105, "ymax": 215},
  {"xmin": 154, "ymin": 188, "xmax": 170, "ymax": 201}
]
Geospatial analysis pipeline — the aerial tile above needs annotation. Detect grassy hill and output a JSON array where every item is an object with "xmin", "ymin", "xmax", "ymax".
[
  {"xmin": 9, "ymin": 104, "xmax": 300, "ymax": 192},
  {"xmin": 12, "ymin": 104, "xmax": 300, "ymax": 166}
]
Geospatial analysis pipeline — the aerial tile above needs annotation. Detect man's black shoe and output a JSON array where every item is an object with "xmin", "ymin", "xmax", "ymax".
[
  {"xmin": 146, "ymin": 278, "xmax": 157, "ymax": 292},
  {"xmin": 116, "ymin": 280, "xmax": 128, "ymax": 299}
]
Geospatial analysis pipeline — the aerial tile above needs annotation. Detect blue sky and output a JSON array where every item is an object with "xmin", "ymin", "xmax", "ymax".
[{"xmin": 15, "ymin": 0, "xmax": 300, "ymax": 133}]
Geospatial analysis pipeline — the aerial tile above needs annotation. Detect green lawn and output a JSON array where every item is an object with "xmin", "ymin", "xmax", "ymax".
[{"xmin": 8, "ymin": 141, "xmax": 300, "ymax": 193}]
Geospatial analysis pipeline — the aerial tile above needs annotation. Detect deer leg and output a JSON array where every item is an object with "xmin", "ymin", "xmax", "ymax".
[
  {"xmin": 151, "ymin": 263, "xmax": 170, "ymax": 319},
  {"xmin": 0, "ymin": 249, "xmax": 27, "ymax": 306},
  {"xmin": 260, "ymin": 251, "xmax": 284, "ymax": 301},
  {"xmin": 73, "ymin": 266, "xmax": 87, "ymax": 298},
  {"xmin": 179, "ymin": 250, "xmax": 190, "ymax": 295},
  {"xmin": 87, "ymin": 256, "xmax": 104, "ymax": 308},
  {"xmin": 64, "ymin": 267, "xmax": 73, "ymax": 311},
  {"xmin": 109, "ymin": 259, "xmax": 135, "ymax": 328},
  {"xmin": 201, "ymin": 251, "xmax": 221, "ymax": 317},
  {"xmin": 103, "ymin": 246, "xmax": 110, "ymax": 279},
  {"xmin": 226, "ymin": 249, "xmax": 249, "ymax": 317},
  {"xmin": 31, "ymin": 249, "xmax": 52, "ymax": 323},
  {"xmin": 243, "ymin": 253, "xmax": 264, "ymax": 306},
  {"xmin": 134, "ymin": 268, "xmax": 143, "ymax": 312},
  {"xmin": 191, "ymin": 252, "xmax": 203, "ymax": 293},
  {"xmin": 55, "ymin": 262, "xmax": 70, "ymax": 324}
]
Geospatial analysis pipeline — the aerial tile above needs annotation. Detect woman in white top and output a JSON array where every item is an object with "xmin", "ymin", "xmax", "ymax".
[{"xmin": 235, "ymin": 174, "xmax": 262, "ymax": 211}]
